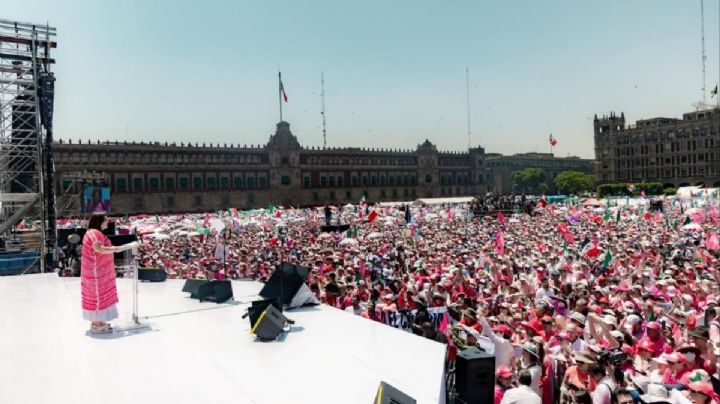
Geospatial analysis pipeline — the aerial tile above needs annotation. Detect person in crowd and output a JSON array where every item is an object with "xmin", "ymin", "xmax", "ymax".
[
  {"xmin": 501, "ymin": 369, "xmax": 541, "ymax": 404},
  {"xmin": 495, "ymin": 365, "xmax": 515, "ymax": 404}
]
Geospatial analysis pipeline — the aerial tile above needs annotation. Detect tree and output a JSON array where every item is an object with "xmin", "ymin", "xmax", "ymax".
[
  {"xmin": 554, "ymin": 171, "xmax": 595, "ymax": 195},
  {"xmin": 511, "ymin": 168, "xmax": 546, "ymax": 194}
]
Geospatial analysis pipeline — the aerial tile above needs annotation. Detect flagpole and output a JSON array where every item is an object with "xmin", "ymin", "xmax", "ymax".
[{"xmin": 279, "ymin": 71, "xmax": 283, "ymax": 122}]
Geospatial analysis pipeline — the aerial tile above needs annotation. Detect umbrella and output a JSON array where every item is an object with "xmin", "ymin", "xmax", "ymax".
[
  {"xmin": 582, "ymin": 198, "xmax": 602, "ymax": 207},
  {"xmin": 339, "ymin": 238, "xmax": 358, "ymax": 246},
  {"xmin": 682, "ymin": 223, "xmax": 702, "ymax": 231}
]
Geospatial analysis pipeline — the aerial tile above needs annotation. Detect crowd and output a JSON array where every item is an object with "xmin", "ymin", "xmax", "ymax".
[
  {"xmin": 59, "ymin": 194, "xmax": 720, "ymax": 403},
  {"xmin": 470, "ymin": 194, "xmax": 537, "ymax": 216}
]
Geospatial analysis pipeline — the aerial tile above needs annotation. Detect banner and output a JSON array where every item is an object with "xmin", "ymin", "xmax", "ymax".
[{"xmin": 383, "ymin": 306, "xmax": 449, "ymax": 332}]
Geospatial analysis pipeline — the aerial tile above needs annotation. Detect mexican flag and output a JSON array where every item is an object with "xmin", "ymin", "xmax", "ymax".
[
  {"xmin": 602, "ymin": 251, "xmax": 613, "ymax": 269},
  {"xmin": 279, "ymin": 72, "xmax": 288, "ymax": 102},
  {"xmin": 549, "ymin": 133, "xmax": 557, "ymax": 146}
]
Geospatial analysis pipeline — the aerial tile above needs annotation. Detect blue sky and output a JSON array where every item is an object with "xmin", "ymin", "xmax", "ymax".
[{"xmin": 5, "ymin": 0, "xmax": 719, "ymax": 158}]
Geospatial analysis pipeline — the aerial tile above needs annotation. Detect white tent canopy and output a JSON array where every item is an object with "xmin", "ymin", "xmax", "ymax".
[{"xmin": 414, "ymin": 197, "xmax": 474, "ymax": 205}]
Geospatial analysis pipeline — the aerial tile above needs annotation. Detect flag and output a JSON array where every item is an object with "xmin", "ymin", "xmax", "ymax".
[
  {"xmin": 497, "ymin": 211, "xmax": 505, "ymax": 223},
  {"xmin": 586, "ymin": 242, "xmax": 600, "ymax": 258},
  {"xmin": 602, "ymin": 251, "xmax": 613, "ymax": 269},
  {"xmin": 627, "ymin": 183, "xmax": 636, "ymax": 193},
  {"xmin": 712, "ymin": 85, "xmax": 718, "ymax": 97},
  {"xmin": 615, "ymin": 209, "xmax": 621, "ymax": 222},
  {"xmin": 549, "ymin": 133, "xmax": 557, "ymax": 146},
  {"xmin": 367, "ymin": 210, "xmax": 378, "ymax": 222},
  {"xmin": 268, "ymin": 204, "xmax": 276, "ymax": 214},
  {"xmin": 279, "ymin": 72, "xmax": 288, "ymax": 102}
]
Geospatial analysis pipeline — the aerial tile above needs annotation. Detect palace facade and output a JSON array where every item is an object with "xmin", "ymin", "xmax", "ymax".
[{"xmin": 53, "ymin": 121, "xmax": 593, "ymax": 214}]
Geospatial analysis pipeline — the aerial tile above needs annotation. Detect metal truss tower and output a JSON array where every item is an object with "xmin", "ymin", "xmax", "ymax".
[{"xmin": 0, "ymin": 19, "xmax": 57, "ymax": 274}]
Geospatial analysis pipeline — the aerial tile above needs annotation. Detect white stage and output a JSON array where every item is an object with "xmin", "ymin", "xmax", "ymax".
[{"xmin": 0, "ymin": 274, "xmax": 446, "ymax": 404}]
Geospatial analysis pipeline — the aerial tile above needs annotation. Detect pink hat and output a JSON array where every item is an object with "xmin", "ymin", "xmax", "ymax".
[
  {"xmin": 646, "ymin": 321, "xmax": 661, "ymax": 330},
  {"xmin": 496, "ymin": 365, "xmax": 513, "ymax": 379}
]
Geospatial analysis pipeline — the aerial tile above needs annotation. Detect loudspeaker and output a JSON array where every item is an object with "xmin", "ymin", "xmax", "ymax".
[
  {"xmin": 247, "ymin": 299, "xmax": 282, "ymax": 330},
  {"xmin": 320, "ymin": 224, "xmax": 350, "ymax": 233},
  {"xmin": 250, "ymin": 304, "xmax": 287, "ymax": 341},
  {"xmin": 374, "ymin": 381, "xmax": 416, "ymax": 404},
  {"xmin": 196, "ymin": 280, "xmax": 233, "ymax": 303},
  {"xmin": 182, "ymin": 279, "xmax": 207, "ymax": 298},
  {"xmin": 454, "ymin": 347, "xmax": 495, "ymax": 404},
  {"xmin": 259, "ymin": 264, "xmax": 310, "ymax": 306},
  {"xmin": 138, "ymin": 268, "xmax": 167, "ymax": 282}
]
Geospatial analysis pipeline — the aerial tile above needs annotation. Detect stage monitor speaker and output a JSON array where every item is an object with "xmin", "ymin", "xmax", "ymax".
[
  {"xmin": 138, "ymin": 268, "xmax": 167, "ymax": 282},
  {"xmin": 320, "ymin": 224, "xmax": 350, "ymax": 233},
  {"xmin": 374, "ymin": 381, "xmax": 416, "ymax": 404},
  {"xmin": 259, "ymin": 264, "xmax": 310, "ymax": 306},
  {"xmin": 182, "ymin": 279, "xmax": 207, "ymax": 298},
  {"xmin": 196, "ymin": 280, "xmax": 233, "ymax": 303},
  {"xmin": 454, "ymin": 347, "xmax": 495, "ymax": 404},
  {"xmin": 247, "ymin": 299, "xmax": 282, "ymax": 330},
  {"xmin": 250, "ymin": 304, "xmax": 287, "ymax": 341}
]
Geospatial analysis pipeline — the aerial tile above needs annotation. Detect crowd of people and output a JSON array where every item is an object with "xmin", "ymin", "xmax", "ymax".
[{"xmin": 60, "ymin": 194, "xmax": 720, "ymax": 403}]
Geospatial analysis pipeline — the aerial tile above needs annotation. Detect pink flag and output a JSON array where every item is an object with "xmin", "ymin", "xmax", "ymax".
[
  {"xmin": 497, "ymin": 211, "xmax": 505, "ymax": 223},
  {"xmin": 446, "ymin": 207, "xmax": 454, "ymax": 220},
  {"xmin": 707, "ymin": 233, "xmax": 720, "ymax": 252},
  {"xmin": 563, "ymin": 232, "xmax": 574, "ymax": 244},
  {"xmin": 693, "ymin": 211, "xmax": 706, "ymax": 223},
  {"xmin": 495, "ymin": 231, "xmax": 505, "ymax": 256},
  {"xmin": 438, "ymin": 311, "xmax": 449, "ymax": 333}
]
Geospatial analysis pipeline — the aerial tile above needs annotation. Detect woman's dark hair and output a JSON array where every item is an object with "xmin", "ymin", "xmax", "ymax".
[
  {"xmin": 86, "ymin": 214, "xmax": 106, "ymax": 231},
  {"xmin": 517, "ymin": 370, "xmax": 532, "ymax": 386}
]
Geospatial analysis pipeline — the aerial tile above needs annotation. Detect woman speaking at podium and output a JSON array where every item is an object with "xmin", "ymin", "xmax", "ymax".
[{"xmin": 81, "ymin": 213, "xmax": 137, "ymax": 334}]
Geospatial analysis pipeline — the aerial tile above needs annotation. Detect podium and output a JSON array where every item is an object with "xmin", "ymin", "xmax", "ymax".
[{"xmin": 114, "ymin": 248, "xmax": 151, "ymax": 332}]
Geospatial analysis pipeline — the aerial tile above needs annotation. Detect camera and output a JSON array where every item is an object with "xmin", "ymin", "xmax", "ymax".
[{"xmin": 599, "ymin": 348, "xmax": 627, "ymax": 366}]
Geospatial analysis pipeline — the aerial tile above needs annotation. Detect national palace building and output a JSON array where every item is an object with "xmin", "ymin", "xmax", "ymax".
[{"xmin": 52, "ymin": 121, "xmax": 593, "ymax": 214}]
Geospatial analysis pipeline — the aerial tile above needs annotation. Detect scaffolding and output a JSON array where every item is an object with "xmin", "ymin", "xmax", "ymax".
[{"xmin": 0, "ymin": 19, "xmax": 57, "ymax": 274}]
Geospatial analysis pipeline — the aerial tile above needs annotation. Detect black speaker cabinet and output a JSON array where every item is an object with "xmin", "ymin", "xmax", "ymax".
[
  {"xmin": 374, "ymin": 381, "xmax": 416, "ymax": 404},
  {"xmin": 196, "ymin": 280, "xmax": 233, "ymax": 303},
  {"xmin": 258, "ymin": 264, "xmax": 310, "ymax": 306},
  {"xmin": 247, "ymin": 299, "xmax": 282, "ymax": 330},
  {"xmin": 182, "ymin": 279, "xmax": 207, "ymax": 298},
  {"xmin": 250, "ymin": 304, "xmax": 287, "ymax": 341},
  {"xmin": 138, "ymin": 268, "xmax": 167, "ymax": 282},
  {"xmin": 455, "ymin": 347, "xmax": 495, "ymax": 404}
]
